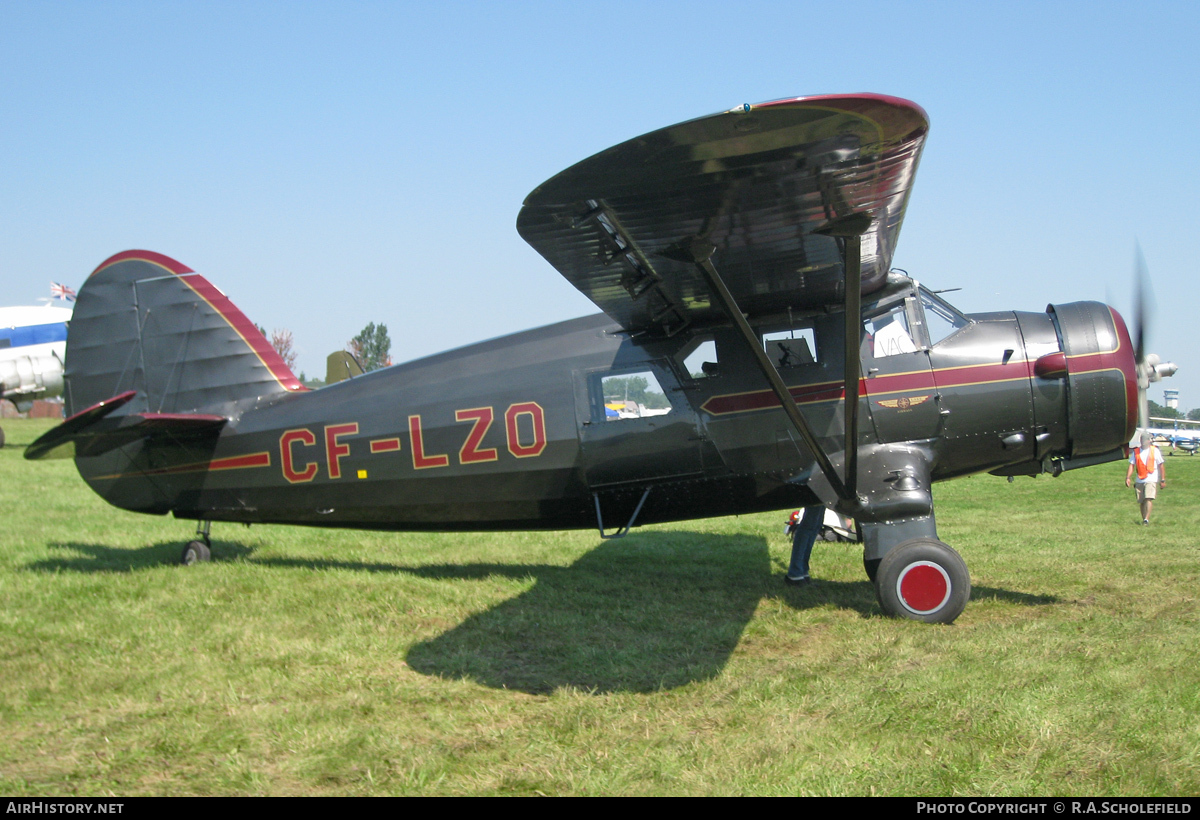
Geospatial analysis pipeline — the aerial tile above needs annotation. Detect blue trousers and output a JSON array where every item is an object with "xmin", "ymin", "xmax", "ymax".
[{"xmin": 788, "ymin": 506, "xmax": 825, "ymax": 579}]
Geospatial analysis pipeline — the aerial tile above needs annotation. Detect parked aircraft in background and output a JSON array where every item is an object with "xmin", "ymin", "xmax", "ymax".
[
  {"xmin": 0, "ymin": 288, "xmax": 73, "ymax": 447},
  {"xmin": 1144, "ymin": 417, "xmax": 1200, "ymax": 454}
]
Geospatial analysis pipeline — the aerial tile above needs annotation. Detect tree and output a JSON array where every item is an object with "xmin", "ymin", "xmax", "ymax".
[
  {"xmin": 270, "ymin": 328, "xmax": 298, "ymax": 372},
  {"xmin": 1147, "ymin": 399, "xmax": 1180, "ymax": 420},
  {"xmin": 348, "ymin": 322, "xmax": 392, "ymax": 372},
  {"xmin": 1188, "ymin": 407, "xmax": 1200, "ymax": 422},
  {"xmin": 601, "ymin": 375, "xmax": 670, "ymax": 409},
  {"xmin": 256, "ymin": 324, "xmax": 298, "ymax": 372}
]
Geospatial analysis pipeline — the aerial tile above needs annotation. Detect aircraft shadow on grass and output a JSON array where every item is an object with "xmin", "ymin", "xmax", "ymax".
[
  {"xmin": 34, "ymin": 540, "xmax": 257, "ymax": 572},
  {"xmin": 394, "ymin": 536, "xmax": 1057, "ymax": 694},
  {"xmin": 398, "ymin": 532, "xmax": 772, "ymax": 694},
  {"xmin": 33, "ymin": 534, "xmax": 1055, "ymax": 694}
]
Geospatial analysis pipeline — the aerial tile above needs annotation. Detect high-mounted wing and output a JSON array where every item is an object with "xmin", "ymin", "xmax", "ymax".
[{"xmin": 518, "ymin": 94, "xmax": 928, "ymax": 337}]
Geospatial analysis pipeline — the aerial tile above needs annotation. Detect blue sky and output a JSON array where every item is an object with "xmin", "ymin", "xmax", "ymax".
[{"xmin": 2, "ymin": 1, "xmax": 1197, "ymax": 407}]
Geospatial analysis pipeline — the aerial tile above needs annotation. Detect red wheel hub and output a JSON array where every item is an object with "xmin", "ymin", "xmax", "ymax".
[{"xmin": 896, "ymin": 561, "xmax": 951, "ymax": 614}]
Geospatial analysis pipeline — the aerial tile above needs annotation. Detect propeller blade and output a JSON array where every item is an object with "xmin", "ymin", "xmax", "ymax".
[
  {"xmin": 1133, "ymin": 242, "xmax": 1149, "ymax": 367},
  {"xmin": 1132, "ymin": 242, "xmax": 1155, "ymax": 431}
]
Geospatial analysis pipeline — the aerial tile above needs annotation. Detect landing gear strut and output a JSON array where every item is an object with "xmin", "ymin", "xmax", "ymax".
[
  {"xmin": 873, "ymin": 538, "xmax": 970, "ymax": 624},
  {"xmin": 180, "ymin": 521, "xmax": 212, "ymax": 565}
]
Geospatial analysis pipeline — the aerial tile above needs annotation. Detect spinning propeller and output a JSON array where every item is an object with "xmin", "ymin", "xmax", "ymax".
[{"xmin": 1132, "ymin": 243, "xmax": 1178, "ymax": 430}]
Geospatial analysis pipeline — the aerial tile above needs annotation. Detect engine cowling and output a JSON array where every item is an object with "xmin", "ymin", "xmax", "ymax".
[{"xmin": 1046, "ymin": 301, "xmax": 1137, "ymax": 458}]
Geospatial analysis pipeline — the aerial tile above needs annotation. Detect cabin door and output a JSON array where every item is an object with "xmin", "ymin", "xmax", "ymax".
[
  {"xmin": 574, "ymin": 361, "xmax": 706, "ymax": 488},
  {"xmin": 861, "ymin": 298, "xmax": 941, "ymax": 443}
]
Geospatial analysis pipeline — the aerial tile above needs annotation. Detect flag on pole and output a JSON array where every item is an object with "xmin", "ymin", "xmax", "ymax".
[{"xmin": 50, "ymin": 282, "xmax": 77, "ymax": 302}]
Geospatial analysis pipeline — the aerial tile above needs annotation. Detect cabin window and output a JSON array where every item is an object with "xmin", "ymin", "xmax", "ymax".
[
  {"xmin": 679, "ymin": 338, "xmax": 719, "ymax": 379},
  {"xmin": 598, "ymin": 370, "xmax": 672, "ymax": 421},
  {"xmin": 863, "ymin": 304, "xmax": 917, "ymax": 358},
  {"xmin": 762, "ymin": 327, "xmax": 818, "ymax": 368}
]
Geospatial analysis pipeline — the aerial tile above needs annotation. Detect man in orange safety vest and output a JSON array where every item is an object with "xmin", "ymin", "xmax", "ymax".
[{"xmin": 1125, "ymin": 432, "xmax": 1167, "ymax": 525}]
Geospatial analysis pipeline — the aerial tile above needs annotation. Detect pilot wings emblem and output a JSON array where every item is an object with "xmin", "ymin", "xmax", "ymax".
[{"xmin": 875, "ymin": 395, "xmax": 931, "ymax": 411}]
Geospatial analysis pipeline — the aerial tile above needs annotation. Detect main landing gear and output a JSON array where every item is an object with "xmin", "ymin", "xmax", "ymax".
[
  {"xmin": 872, "ymin": 538, "xmax": 970, "ymax": 624},
  {"xmin": 180, "ymin": 521, "xmax": 212, "ymax": 565}
]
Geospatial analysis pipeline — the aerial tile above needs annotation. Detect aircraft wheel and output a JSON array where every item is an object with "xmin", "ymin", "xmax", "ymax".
[
  {"xmin": 874, "ymin": 538, "xmax": 970, "ymax": 624},
  {"xmin": 181, "ymin": 540, "xmax": 211, "ymax": 565},
  {"xmin": 0, "ymin": 425, "xmax": 5, "ymax": 448}
]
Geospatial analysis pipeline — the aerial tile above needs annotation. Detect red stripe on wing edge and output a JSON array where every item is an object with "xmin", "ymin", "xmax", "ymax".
[
  {"xmin": 62, "ymin": 390, "xmax": 138, "ymax": 425},
  {"xmin": 90, "ymin": 251, "xmax": 307, "ymax": 393},
  {"xmin": 752, "ymin": 94, "xmax": 929, "ymax": 136},
  {"xmin": 756, "ymin": 92, "xmax": 927, "ymax": 117},
  {"xmin": 92, "ymin": 250, "xmax": 194, "ymax": 277}
]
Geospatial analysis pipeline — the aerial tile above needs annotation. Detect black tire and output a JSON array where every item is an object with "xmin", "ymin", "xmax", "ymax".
[
  {"xmin": 0, "ymin": 425, "xmax": 5, "ymax": 449},
  {"xmin": 181, "ymin": 540, "xmax": 211, "ymax": 565},
  {"xmin": 874, "ymin": 538, "xmax": 970, "ymax": 624}
]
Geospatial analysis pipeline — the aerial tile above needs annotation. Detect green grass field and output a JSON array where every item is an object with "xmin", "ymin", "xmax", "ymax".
[{"xmin": 1, "ymin": 417, "xmax": 1197, "ymax": 796}]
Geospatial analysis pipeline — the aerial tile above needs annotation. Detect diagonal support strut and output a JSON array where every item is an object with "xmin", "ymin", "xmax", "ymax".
[
  {"xmin": 671, "ymin": 213, "xmax": 872, "ymax": 503},
  {"xmin": 672, "ymin": 238, "xmax": 849, "ymax": 500}
]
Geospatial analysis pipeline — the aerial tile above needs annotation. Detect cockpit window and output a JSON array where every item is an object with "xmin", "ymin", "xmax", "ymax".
[
  {"xmin": 762, "ymin": 327, "xmax": 818, "ymax": 368},
  {"xmin": 863, "ymin": 304, "xmax": 917, "ymax": 358},
  {"xmin": 679, "ymin": 338, "xmax": 719, "ymax": 379},
  {"xmin": 919, "ymin": 288, "xmax": 970, "ymax": 346}
]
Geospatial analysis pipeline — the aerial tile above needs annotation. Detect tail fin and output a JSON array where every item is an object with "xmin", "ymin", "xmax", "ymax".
[
  {"xmin": 64, "ymin": 250, "xmax": 305, "ymax": 417},
  {"xmin": 325, "ymin": 350, "xmax": 365, "ymax": 385}
]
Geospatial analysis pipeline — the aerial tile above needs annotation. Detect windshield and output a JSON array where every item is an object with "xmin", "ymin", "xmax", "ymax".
[{"xmin": 919, "ymin": 287, "xmax": 970, "ymax": 346}]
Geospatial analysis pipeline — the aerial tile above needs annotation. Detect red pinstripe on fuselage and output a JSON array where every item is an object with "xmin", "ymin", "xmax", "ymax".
[{"xmin": 700, "ymin": 305, "xmax": 1136, "ymax": 433}]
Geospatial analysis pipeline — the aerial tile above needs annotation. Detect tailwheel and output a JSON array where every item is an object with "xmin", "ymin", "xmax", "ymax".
[
  {"xmin": 874, "ymin": 538, "xmax": 970, "ymax": 624},
  {"xmin": 180, "ymin": 521, "xmax": 213, "ymax": 565},
  {"xmin": 181, "ymin": 539, "xmax": 211, "ymax": 565}
]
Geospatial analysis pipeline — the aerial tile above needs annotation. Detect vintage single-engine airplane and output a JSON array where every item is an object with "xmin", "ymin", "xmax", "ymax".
[{"xmin": 26, "ymin": 94, "xmax": 1173, "ymax": 623}]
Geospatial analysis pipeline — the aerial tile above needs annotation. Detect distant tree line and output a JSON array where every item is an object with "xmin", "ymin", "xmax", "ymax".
[
  {"xmin": 602, "ymin": 375, "xmax": 670, "ymax": 409},
  {"xmin": 1147, "ymin": 399, "xmax": 1200, "ymax": 422},
  {"xmin": 253, "ymin": 321, "xmax": 393, "ymax": 383}
]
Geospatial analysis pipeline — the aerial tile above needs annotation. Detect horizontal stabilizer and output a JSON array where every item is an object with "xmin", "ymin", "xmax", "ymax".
[{"xmin": 25, "ymin": 390, "xmax": 226, "ymax": 460}]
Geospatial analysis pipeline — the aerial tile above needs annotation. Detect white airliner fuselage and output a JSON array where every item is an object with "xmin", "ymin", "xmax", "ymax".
[{"xmin": 0, "ymin": 303, "xmax": 72, "ymax": 426}]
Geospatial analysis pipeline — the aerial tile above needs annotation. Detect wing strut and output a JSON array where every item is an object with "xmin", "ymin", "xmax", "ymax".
[
  {"xmin": 814, "ymin": 211, "xmax": 873, "ymax": 500},
  {"xmin": 668, "ymin": 213, "xmax": 872, "ymax": 502}
]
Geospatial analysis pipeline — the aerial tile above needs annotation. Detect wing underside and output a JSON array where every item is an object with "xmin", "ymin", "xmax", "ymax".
[{"xmin": 518, "ymin": 94, "xmax": 928, "ymax": 336}]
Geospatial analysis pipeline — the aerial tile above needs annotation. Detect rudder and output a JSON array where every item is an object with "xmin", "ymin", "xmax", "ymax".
[{"xmin": 64, "ymin": 250, "xmax": 305, "ymax": 417}]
